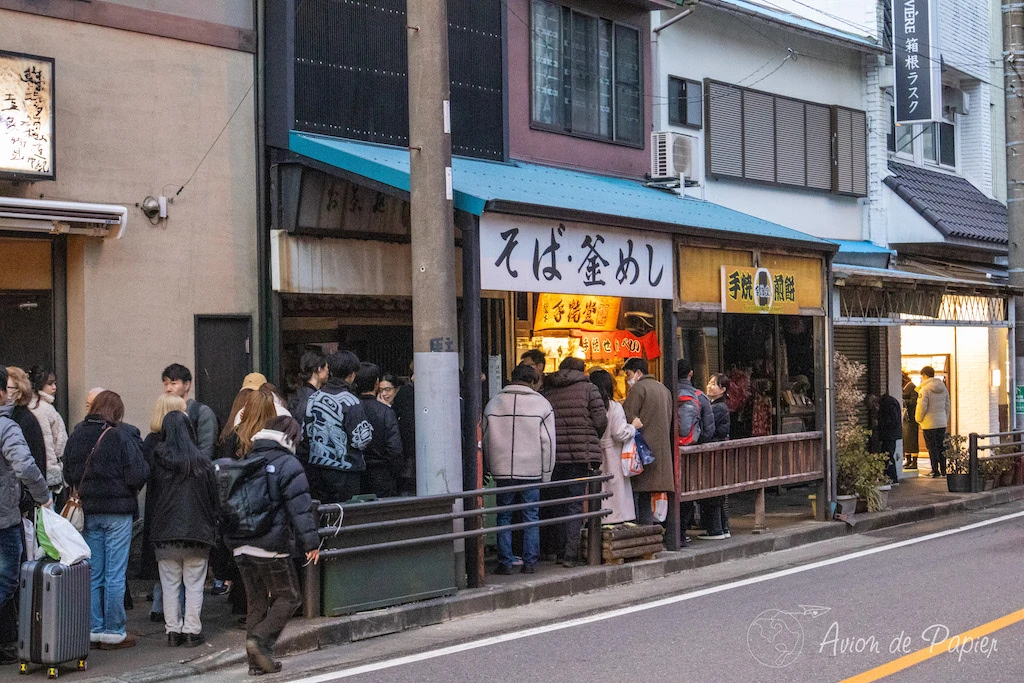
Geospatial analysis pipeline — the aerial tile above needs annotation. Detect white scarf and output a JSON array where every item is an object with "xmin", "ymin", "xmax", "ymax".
[{"xmin": 251, "ymin": 428, "xmax": 296, "ymax": 454}]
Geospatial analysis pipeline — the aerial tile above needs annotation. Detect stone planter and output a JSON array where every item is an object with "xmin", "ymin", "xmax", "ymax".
[{"xmin": 874, "ymin": 485, "xmax": 891, "ymax": 511}]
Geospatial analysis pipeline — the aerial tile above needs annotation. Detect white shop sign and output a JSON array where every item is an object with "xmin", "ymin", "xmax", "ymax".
[{"xmin": 479, "ymin": 214, "xmax": 673, "ymax": 299}]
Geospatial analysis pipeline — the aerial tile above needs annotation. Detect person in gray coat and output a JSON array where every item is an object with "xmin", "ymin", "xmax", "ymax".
[
  {"xmin": 162, "ymin": 364, "xmax": 218, "ymax": 460},
  {"xmin": 0, "ymin": 365, "xmax": 52, "ymax": 663}
]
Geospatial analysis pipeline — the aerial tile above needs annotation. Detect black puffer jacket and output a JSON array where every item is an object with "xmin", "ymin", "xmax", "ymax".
[
  {"xmin": 149, "ymin": 444, "xmax": 219, "ymax": 548},
  {"xmin": 543, "ymin": 369, "xmax": 607, "ymax": 464},
  {"xmin": 64, "ymin": 417, "xmax": 149, "ymax": 517},
  {"xmin": 13, "ymin": 405, "xmax": 47, "ymax": 514},
  {"xmin": 224, "ymin": 433, "xmax": 319, "ymax": 556}
]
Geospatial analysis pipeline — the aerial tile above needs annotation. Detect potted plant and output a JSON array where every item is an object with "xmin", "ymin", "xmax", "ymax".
[
  {"xmin": 833, "ymin": 353, "xmax": 892, "ymax": 513},
  {"xmin": 944, "ymin": 434, "xmax": 971, "ymax": 492},
  {"xmin": 979, "ymin": 459, "xmax": 999, "ymax": 491}
]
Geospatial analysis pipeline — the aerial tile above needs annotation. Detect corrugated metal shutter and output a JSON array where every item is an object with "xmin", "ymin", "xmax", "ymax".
[
  {"xmin": 835, "ymin": 326, "xmax": 870, "ymax": 428},
  {"xmin": 805, "ymin": 103, "xmax": 832, "ymax": 190},
  {"xmin": 742, "ymin": 90, "xmax": 775, "ymax": 183},
  {"xmin": 707, "ymin": 81, "xmax": 744, "ymax": 178},
  {"xmin": 775, "ymin": 97, "xmax": 806, "ymax": 186}
]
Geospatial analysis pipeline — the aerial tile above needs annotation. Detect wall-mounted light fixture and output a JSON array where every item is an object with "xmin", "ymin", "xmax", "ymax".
[{"xmin": 992, "ymin": 368, "xmax": 1002, "ymax": 388}]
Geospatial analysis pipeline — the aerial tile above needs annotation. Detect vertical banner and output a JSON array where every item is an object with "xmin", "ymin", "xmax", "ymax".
[{"xmin": 893, "ymin": 0, "xmax": 942, "ymax": 124}]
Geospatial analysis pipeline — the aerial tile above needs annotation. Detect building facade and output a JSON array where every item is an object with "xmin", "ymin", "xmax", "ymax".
[{"xmin": 0, "ymin": 1, "xmax": 259, "ymax": 428}]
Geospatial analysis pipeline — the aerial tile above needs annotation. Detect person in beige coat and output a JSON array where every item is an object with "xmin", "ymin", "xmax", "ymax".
[
  {"xmin": 622, "ymin": 358, "xmax": 675, "ymax": 525},
  {"xmin": 483, "ymin": 363, "xmax": 556, "ymax": 574},
  {"xmin": 915, "ymin": 366, "xmax": 950, "ymax": 477}
]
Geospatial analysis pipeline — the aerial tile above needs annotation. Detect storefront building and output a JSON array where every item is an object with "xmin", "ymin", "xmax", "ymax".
[{"xmin": 0, "ymin": 4, "xmax": 259, "ymax": 427}]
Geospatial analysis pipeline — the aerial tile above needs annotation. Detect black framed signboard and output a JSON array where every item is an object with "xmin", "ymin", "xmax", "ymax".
[
  {"xmin": 0, "ymin": 50, "xmax": 55, "ymax": 181},
  {"xmin": 893, "ymin": 0, "xmax": 942, "ymax": 125}
]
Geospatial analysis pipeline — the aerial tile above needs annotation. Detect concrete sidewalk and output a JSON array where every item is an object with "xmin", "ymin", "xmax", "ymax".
[{"xmin": 72, "ymin": 482, "xmax": 1024, "ymax": 683}]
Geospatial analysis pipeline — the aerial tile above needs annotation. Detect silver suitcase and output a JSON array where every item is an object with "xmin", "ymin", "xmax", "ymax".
[{"xmin": 18, "ymin": 559, "xmax": 91, "ymax": 678}]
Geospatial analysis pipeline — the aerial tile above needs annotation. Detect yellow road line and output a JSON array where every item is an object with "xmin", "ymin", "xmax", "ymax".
[{"xmin": 839, "ymin": 607, "xmax": 1024, "ymax": 683}]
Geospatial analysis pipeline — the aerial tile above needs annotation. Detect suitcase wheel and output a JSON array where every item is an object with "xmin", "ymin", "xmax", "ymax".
[
  {"xmin": 47, "ymin": 666, "xmax": 58, "ymax": 679},
  {"xmin": 18, "ymin": 662, "xmax": 27, "ymax": 674},
  {"xmin": 78, "ymin": 659, "xmax": 87, "ymax": 671}
]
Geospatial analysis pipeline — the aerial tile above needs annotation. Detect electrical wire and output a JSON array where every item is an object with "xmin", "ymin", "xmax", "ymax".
[{"xmin": 175, "ymin": 81, "xmax": 255, "ymax": 197}]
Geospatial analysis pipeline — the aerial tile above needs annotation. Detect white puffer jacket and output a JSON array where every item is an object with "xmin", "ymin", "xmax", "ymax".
[
  {"xmin": 29, "ymin": 392, "xmax": 68, "ymax": 486},
  {"xmin": 915, "ymin": 377, "xmax": 950, "ymax": 431}
]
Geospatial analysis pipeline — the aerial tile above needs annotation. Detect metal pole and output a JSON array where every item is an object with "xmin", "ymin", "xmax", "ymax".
[
  {"xmin": 1004, "ymin": 0, "xmax": 1024, "ymax": 430},
  {"xmin": 586, "ymin": 466, "xmax": 602, "ymax": 566},
  {"xmin": 969, "ymin": 432, "xmax": 979, "ymax": 493},
  {"xmin": 407, "ymin": 0, "xmax": 464, "ymax": 575}
]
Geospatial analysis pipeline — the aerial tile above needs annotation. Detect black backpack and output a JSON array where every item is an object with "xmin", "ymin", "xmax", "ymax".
[{"xmin": 214, "ymin": 455, "xmax": 277, "ymax": 539}]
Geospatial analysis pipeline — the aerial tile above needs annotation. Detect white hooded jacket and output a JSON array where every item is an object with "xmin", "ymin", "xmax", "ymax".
[{"xmin": 915, "ymin": 377, "xmax": 950, "ymax": 430}]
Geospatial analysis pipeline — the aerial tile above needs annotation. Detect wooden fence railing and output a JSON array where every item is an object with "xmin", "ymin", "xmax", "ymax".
[{"xmin": 678, "ymin": 431, "xmax": 825, "ymax": 503}]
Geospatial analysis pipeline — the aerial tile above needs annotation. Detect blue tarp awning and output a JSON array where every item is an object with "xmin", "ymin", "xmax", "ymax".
[{"xmin": 289, "ymin": 132, "xmax": 835, "ymax": 251}]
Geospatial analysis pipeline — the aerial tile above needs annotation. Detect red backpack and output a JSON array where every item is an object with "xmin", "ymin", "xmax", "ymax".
[{"xmin": 678, "ymin": 390, "xmax": 705, "ymax": 446}]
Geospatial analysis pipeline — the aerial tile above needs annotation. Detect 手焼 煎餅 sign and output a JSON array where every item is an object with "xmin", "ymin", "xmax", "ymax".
[{"xmin": 721, "ymin": 266, "xmax": 799, "ymax": 315}]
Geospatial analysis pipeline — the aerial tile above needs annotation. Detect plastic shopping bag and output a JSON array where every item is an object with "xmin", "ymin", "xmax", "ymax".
[
  {"xmin": 651, "ymin": 492, "xmax": 668, "ymax": 523},
  {"xmin": 36, "ymin": 506, "xmax": 91, "ymax": 565},
  {"xmin": 621, "ymin": 438, "xmax": 644, "ymax": 478},
  {"xmin": 22, "ymin": 517, "xmax": 42, "ymax": 561},
  {"xmin": 634, "ymin": 430, "xmax": 655, "ymax": 466}
]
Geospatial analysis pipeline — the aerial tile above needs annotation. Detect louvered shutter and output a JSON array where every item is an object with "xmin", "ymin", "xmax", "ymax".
[
  {"xmin": 834, "ymin": 107, "xmax": 867, "ymax": 196},
  {"xmin": 805, "ymin": 103, "xmax": 832, "ymax": 191},
  {"xmin": 850, "ymin": 109, "xmax": 868, "ymax": 196},
  {"xmin": 707, "ymin": 81, "xmax": 743, "ymax": 178},
  {"xmin": 775, "ymin": 97, "xmax": 806, "ymax": 186},
  {"xmin": 834, "ymin": 326, "xmax": 870, "ymax": 429},
  {"xmin": 742, "ymin": 90, "xmax": 775, "ymax": 183}
]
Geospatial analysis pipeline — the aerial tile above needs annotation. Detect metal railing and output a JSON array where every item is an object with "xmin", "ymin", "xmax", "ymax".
[
  {"xmin": 968, "ymin": 431, "xmax": 1024, "ymax": 493},
  {"xmin": 303, "ymin": 473, "xmax": 612, "ymax": 617}
]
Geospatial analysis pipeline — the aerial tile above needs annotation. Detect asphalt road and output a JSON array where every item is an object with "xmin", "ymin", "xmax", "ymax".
[{"xmin": 191, "ymin": 502, "xmax": 1024, "ymax": 683}]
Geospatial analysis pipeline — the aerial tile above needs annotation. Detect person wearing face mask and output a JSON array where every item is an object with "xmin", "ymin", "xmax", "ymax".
[{"xmin": 621, "ymin": 357, "xmax": 674, "ymax": 527}]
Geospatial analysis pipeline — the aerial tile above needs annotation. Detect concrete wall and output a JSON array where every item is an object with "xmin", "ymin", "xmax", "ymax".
[
  {"xmin": 991, "ymin": 0, "xmax": 1007, "ymax": 202},
  {"xmin": 0, "ymin": 11, "xmax": 258, "ymax": 429},
  {"xmin": 506, "ymin": 0, "xmax": 652, "ymax": 178},
  {"xmin": 654, "ymin": 6, "xmax": 868, "ymax": 241},
  {"xmin": 101, "ymin": 0, "xmax": 253, "ymax": 30}
]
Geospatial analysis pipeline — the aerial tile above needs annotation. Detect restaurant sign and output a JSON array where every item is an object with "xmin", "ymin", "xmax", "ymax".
[
  {"xmin": 534, "ymin": 293, "xmax": 620, "ymax": 332},
  {"xmin": 721, "ymin": 266, "xmax": 799, "ymax": 315},
  {"xmin": 480, "ymin": 214, "xmax": 674, "ymax": 299},
  {"xmin": 573, "ymin": 330, "xmax": 661, "ymax": 361},
  {"xmin": 893, "ymin": 0, "xmax": 941, "ymax": 124},
  {"xmin": 0, "ymin": 51, "xmax": 55, "ymax": 180}
]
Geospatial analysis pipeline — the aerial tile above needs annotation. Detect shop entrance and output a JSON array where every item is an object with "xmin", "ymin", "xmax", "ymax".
[{"xmin": 0, "ymin": 236, "xmax": 54, "ymax": 374}]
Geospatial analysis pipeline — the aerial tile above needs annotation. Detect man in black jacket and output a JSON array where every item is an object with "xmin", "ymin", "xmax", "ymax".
[{"xmin": 352, "ymin": 363, "xmax": 403, "ymax": 498}]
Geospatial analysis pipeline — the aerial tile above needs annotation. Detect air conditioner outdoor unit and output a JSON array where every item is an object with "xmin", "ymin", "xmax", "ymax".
[
  {"xmin": 651, "ymin": 131, "xmax": 701, "ymax": 184},
  {"xmin": 945, "ymin": 87, "xmax": 970, "ymax": 116}
]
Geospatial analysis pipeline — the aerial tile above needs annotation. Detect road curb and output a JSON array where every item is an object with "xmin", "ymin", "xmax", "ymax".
[{"xmin": 87, "ymin": 486, "xmax": 1024, "ymax": 682}]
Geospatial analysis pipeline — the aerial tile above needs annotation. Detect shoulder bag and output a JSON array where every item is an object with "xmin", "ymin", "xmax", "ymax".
[{"xmin": 61, "ymin": 426, "xmax": 112, "ymax": 531}]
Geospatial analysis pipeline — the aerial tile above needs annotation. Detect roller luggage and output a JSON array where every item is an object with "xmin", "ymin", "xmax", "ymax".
[{"xmin": 18, "ymin": 559, "xmax": 90, "ymax": 678}]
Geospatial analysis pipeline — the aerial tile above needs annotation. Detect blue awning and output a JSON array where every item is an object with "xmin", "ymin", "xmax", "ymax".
[{"xmin": 289, "ymin": 132, "xmax": 835, "ymax": 251}]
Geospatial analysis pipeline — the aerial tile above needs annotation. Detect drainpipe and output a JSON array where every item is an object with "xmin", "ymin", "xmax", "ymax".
[{"xmin": 651, "ymin": 1, "xmax": 699, "ymax": 132}]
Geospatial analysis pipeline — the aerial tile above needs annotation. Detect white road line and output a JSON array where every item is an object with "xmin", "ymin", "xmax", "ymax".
[{"xmin": 288, "ymin": 508, "xmax": 1024, "ymax": 682}]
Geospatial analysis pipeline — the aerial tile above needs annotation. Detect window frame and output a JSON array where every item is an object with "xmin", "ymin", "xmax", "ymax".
[
  {"xmin": 528, "ymin": 0, "xmax": 645, "ymax": 148},
  {"xmin": 668, "ymin": 76, "xmax": 702, "ymax": 129},
  {"xmin": 885, "ymin": 87, "xmax": 958, "ymax": 171},
  {"xmin": 703, "ymin": 78, "xmax": 868, "ymax": 197}
]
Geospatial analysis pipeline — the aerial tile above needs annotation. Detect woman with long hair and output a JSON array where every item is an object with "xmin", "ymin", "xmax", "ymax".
[
  {"xmin": 149, "ymin": 411, "xmax": 218, "ymax": 647},
  {"xmin": 590, "ymin": 369, "xmax": 641, "ymax": 524},
  {"xmin": 27, "ymin": 365, "xmax": 67, "ymax": 502},
  {"xmin": 64, "ymin": 391, "xmax": 149, "ymax": 649},
  {"xmin": 226, "ymin": 414, "xmax": 319, "ymax": 676},
  {"xmin": 141, "ymin": 394, "xmax": 188, "ymax": 624},
  {"xmin": 3, "ymin": 367, "xmax": 47, "ymax": 507}
]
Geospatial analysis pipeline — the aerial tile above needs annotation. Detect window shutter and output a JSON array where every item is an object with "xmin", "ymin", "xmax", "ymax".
[
  {"xmin": 805, "ymin": 103, "xmax": 832, "ymax": 191},
  {"xmin": 851, "ymin": 109, "xmax": 867, "ymax": 195},
  {"xmin": 835, "ymin": 107, "xmax": 853, "ymax": 194},
  {"xmin": 833, "ymin": 107, "xmax": 867, "ymax": 196},
  {"xmin": 775, "ymin": 97, "xmax": 806, "ymax": 186},
  {"xmin": 707, "ymin": 81, "xmax": 744, "ymax": 178},
  {"xmin": 742, "ymin": 90, "xmax": 775, "ymax": 183}
]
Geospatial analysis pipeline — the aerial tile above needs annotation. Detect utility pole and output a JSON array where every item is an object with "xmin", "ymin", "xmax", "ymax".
[
  {"xmin": 1005, "ymin": 1, "xmax": 1024, "ymax": 429},
  {"xmin": 407, "ymin": 3, "xmax": 464, "ymax": 501}
]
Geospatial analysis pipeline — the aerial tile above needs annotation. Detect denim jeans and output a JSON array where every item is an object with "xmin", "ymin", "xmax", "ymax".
[
  {"xmin": 82, "ymin": 513, "xmax": 133, "ymax": 638},
  {"xmin": 495, "ymin": 481, "xmax": 540, "ymax": 569},
  {"xmin": 0, "ymin": 523, "xmax": 22, "ymax": 609}
]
